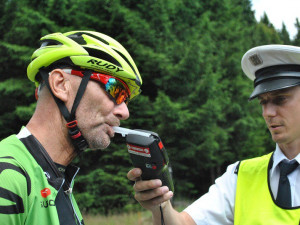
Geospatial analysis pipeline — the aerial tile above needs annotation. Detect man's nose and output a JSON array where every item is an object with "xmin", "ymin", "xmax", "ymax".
[
  {"xmin": 262, "ymin": 102, "xmax": 277, "ymax": 118},
  {"xmin": 113, "ymin": 102, "xmax": 130, "ymax": 120}
]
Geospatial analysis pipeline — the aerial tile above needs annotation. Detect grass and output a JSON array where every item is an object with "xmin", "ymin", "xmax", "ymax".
[
  {"xmin": 83, "ymin": 210, "xmax": 153, "ymax": 225},
  {"xmin": 83, "ymin": 199, "xmax": 191, "ymax": 225}
]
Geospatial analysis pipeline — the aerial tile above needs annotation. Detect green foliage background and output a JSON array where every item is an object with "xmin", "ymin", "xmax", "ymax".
[{"xmin": 1, "ymin": 0, "xmax": 299, "ymax": 215}]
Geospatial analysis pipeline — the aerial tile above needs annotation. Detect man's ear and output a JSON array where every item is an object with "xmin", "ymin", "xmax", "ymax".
[{"xmin": 48, "ymin": 69, "xmax": 70, "ymax": 103}]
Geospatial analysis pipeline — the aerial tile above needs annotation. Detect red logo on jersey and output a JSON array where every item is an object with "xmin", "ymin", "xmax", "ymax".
[{"xmin": 41, "ymin": 188, "xmax": 51, "ymax": 198}]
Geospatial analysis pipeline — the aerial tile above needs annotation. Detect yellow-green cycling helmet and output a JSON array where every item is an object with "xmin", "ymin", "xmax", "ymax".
[{"xmin": 27, "ymin": 31, "xmax": 142, "ymax": 100}]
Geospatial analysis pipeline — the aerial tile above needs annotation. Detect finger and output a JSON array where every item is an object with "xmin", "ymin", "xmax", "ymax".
[
  {"xmin": 135, "ymin": 185, "xmax": 169, "ymax": 201},
  {"xmin": 134, "ymin": 179, "xmax": 162, "ymax": 192},
  {"xmin": 127, "ymin": 168, "xmax": 142, "ymax": 181},
  {"xmin": 136, "ymin": 190, "xmax": 174, "ymax": 208},
  {"xmin": 150, "ymin": 191, "xmax": 174, "ymax": 206}
]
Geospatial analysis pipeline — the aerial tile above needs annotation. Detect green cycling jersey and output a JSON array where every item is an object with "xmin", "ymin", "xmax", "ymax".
[{"xmin": 0, "ymin": 127, "xmax": 84, "ymax": 225}]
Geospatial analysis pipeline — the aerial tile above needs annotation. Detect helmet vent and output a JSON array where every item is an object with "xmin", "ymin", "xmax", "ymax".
[
  {"xmin": 67, "ymin": 34, "xmax": 87, "ymax": 45},
  {"xmin": 114, "ymin": 49, "xmax": 138, "ymax": 79},
  {"xmin": 69, "ymin": 32, "xmax": 110, "ymax": 45},
  {"xmin": 40, "ymin": 40, "xmax": 62, "ymax": 47},
  {"xmin": 84, "ymin": 47, "xmax": 122, "ymax": 68}
]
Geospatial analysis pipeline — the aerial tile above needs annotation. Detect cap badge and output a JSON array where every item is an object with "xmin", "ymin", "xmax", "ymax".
[{"xmin": 249, "ymin": 54, "xmax": 263, "ymax": 66}]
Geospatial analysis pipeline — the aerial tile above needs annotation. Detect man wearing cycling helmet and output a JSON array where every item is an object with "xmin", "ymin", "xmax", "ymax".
[
  {"xmin": 0, "ymin": 31, "xmax": 142, "ymax": 225},
  {"xmin": 128, "ymin": 45, "xmax": 300, "ymax": 224}
]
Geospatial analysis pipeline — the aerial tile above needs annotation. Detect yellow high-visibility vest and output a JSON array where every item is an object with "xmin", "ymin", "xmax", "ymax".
[{"xmin": 234, "ymin": 152, "xmax": 300, "ymax": 225}]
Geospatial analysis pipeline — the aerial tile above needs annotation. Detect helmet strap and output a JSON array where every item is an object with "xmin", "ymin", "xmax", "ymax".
[{"xmin": 39, "ymin": 69, "xmax": 93, "ymax": 153}]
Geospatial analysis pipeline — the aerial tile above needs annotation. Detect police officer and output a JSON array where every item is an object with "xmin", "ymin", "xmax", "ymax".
[{"xmin": 127, "ymin": 45, "xmax": 300, "ymax": 225}]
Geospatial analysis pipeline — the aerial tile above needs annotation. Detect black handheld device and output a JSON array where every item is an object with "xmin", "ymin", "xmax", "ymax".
[{"xmin": 114, "ymin": 127, "xmax": 174, "ymax": 192}]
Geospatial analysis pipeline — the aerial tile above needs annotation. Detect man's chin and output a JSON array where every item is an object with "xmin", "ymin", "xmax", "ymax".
[
  {"xmin": 83, "ymin": 129, "xmax": 112, "ymax": 150},
  {"xmin": 88, "ymin": 138, "xmax": 111, "ymax": 150},
  {"xmin": 271, "ymin": 135, "xmax": 287, "ymax": 144}
]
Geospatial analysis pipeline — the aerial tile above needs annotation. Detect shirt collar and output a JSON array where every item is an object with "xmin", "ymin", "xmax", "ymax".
[
  {"xmin": 271, "ymin": 144, "xmax": 300, "ymax": 175},
  {"xmin": 17, "ymin": 126, "xmax": 31, "ymax": 139}
]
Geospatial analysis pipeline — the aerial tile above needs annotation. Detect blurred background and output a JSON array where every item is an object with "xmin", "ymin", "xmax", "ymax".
[{"xmin": 1, "ymin": 0, "xmax": 299, "ymax": 223}]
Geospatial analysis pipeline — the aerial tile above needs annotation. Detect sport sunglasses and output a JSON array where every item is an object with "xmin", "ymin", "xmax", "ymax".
[{"xmin": 62, "ymin": 69, "xmax": 130, "ymax": 105}]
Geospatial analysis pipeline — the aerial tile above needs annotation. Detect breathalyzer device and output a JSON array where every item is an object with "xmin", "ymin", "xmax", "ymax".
[{"xmin": 113, "ymin": 127, "xmax": 174, "ymax": 192}]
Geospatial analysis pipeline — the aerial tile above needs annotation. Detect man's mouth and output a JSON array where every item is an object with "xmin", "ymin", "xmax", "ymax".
[
  {"xmin": 269, "ymin": 124, "xmax": 282, "ymax": 129},
  {"xmin": 107, "ymin": 123, "xmax": 120, "ymax": 138}
]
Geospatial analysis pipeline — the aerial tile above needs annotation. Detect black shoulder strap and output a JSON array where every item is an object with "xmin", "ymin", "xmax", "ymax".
[{"xmin": 234, "ymin": 161, "xmax": 241, "ymax": 175}]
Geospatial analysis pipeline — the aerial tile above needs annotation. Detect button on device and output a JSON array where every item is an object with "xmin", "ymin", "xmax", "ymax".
[{"xmin": 158, "ymin": 141, "xmax": 164, "ymax": 149}]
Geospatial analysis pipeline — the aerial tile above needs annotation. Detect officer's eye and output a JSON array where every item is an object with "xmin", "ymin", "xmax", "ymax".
[
  {"xmin": 259, "ymin": 99, "xmax": 267, "ymax": 105},
  {"xmin": 272, "ymin": 95, "xmax": 288, "ymax": 105}
]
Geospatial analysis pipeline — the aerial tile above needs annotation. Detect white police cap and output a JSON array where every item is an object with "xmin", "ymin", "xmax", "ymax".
[{"xmin": 241, "ymin": 45, "xmax": 300, "ymax": 100}]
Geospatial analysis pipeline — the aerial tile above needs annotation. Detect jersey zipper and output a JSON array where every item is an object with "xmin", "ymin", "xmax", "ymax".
[{"xmin": 65, "ymin": 167, "xmax": 81, "ymax": 225}]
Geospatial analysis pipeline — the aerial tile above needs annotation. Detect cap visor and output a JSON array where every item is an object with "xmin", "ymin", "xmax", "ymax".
[{"xmin": 249, "ymin": 78, "xmax": 300, "ymax": 100}]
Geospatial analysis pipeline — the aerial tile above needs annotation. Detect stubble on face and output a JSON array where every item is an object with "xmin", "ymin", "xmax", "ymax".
[
  {"xmin": 77, "ymin": 102, "xmax": 116, "ymax": 150},
  {"xmin": 82, "ymin": 123, "xmax": 113, "ymax": 150},
  {"xmin": 75, "ymin": 81, "xmax": 121, "ymax": 150}
]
